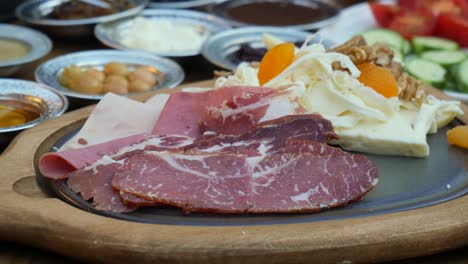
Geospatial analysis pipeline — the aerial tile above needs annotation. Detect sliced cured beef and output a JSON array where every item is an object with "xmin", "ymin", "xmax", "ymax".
[
  {"xmin": 68, "ymin": 156, "xmax": 136, "ymax": 213},
  {"xmin": 120, "ymin": 192, "xmax": 159, "ymax": 207},
  {"xmin": 206, "ymin": 86, "xmax": 305, "ymax": 135},
  {"xmin": 113, "ymin": 151, "xmax": 252, "ymax": 213},
  {"xmin": 154, "ymin": 86, "xmax": 273, "ymax": 138},
  {"xmin": 111, "ymin": 146, "xmax": 378, "ymax": 213},
  {"xmin": 66, "ymin": 135, "xmax": 194, "ymax": 212},
  {"xmin": 248, "ymin": 153, "xmax": 378, "ymax": 213},
  {"xmin": 185, "ymin": 114, "xmax": 338, "ymax": 156},
  {"xmin": 39, "ymin": 134, "xmax": 149, "ymax": 179}
]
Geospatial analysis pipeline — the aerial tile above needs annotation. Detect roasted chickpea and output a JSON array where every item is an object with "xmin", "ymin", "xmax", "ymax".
[
  {"xmin": 68, "ymin": 71, "xmax": 103, "ymax": 94},
  {"xmin": 60, "ymin": 65, "xmax": 82, "ymax": 87},
  {"xmin": 103, "ymin": 75, "xmax": 129, "ymax": 94},
  {"xmin": 104, "ymin": 62, "xmax": 128, "ymax": 76},
  {"xmin": 84, "ymin": 68, "xmax": 105, "ymax": 82},
  {"xmin": 129, "ymin": 79, "xmax": 152, "ymax": 92},
  {"xmin": 128, "ymin": 67, "xmax": 157, "ymax": 87}
]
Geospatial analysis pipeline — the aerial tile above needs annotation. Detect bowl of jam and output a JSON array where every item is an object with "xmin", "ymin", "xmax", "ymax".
[
  {"xmin": 0, "ymin": 79, "xmax": 68, "ymax": 151},
  {"xmin": 208, "ymin": 0, "xmax": 340, "ymax": 31},
  {"xmin": 201, "ymin": 26, "xmax": 333, "ymax": 70}
]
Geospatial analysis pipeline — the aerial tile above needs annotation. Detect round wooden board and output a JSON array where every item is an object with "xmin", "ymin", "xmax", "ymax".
[{"xmin": 0, "ymin": 80, "xmax": 467, "ymax": 264}]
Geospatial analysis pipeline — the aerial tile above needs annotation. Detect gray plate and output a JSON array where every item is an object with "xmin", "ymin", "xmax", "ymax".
[
  {"xmin": 0, "ymin": 24, "xmax": 52, "ymax": 76},
  {"xmin": 148, "ymin": 0, "xmax": 222, "ymax": 9},
  {"xmin": 16, "ymin": 0, "xmax": 148, "ymax": 26},
  {"xmin": 94, "ymin": 8, "xmax": 232, "ymax": 57},
  {"xmin": 34, "ymin": 50, "xmax": 185, "ymax": 101},
  {"xmin": 207, "ymin": 0, "xmax": 340, "ymax": 31},
  {"xmin": 201, "ymin": 26, "xmax": 332, "ymax": 70},
  {"xmin": 37, "ymin": 120, "xmax": 467, "ymax": 226},
  {"xmin": 15, "ymin": 0, "xmax": 148, "ymax": 37}
]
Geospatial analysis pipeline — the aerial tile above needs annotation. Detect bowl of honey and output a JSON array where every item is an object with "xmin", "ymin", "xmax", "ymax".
[
  {"xmin": 0, "ymin": 79, "xmax": 68, "ymax": 151},
  {"xmin": 0, "ymin": 24, "xmax": 52, "ymax": 77}
]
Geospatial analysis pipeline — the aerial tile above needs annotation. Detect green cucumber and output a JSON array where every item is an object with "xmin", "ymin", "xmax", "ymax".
[
  {"xmin": 361, "ymin": 29, "xmax": 404, "ymax": 51},
  {"xmin": 421, "ymin": 50, "xmax": 467, "ymax": 67},
  {"xmin": 402, "ymin": 39, "xmax": 411, "ymax": 55},
  {"xmin": 455, "ymin": 59, "xmax": 468, "ymax": 92},
  {"xmin": 412, "ymin": 36, "xmax": 459, "ymax": 54},
  {"xmin": 406, "ymin": 58, "xmax": 447, "ymax": 88}
]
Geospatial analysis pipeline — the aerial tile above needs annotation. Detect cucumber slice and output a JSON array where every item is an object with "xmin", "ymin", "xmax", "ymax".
[
  {"xmin": 402, "ymin": 39, "xmax": 411, "ymax": 55},
  {"xmin": 421, "ymin": 50, "xmax": 467, "ymax": 67},
  {"xmin": 412, "ymin": 36, "xmax": 459, "ymax": 54},
  {"xmin": 361, "ymin": 29, "xmax": 404, "ymax": 50},
  {"xmin": 406, "ymin": 58, "xmax": 447, "ymax": 87},
  {"xmin": 456, "ymin": 59, "xmax": 468, "ymax": 92}
]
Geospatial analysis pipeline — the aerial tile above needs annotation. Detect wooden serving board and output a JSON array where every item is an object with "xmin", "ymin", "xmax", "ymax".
[{"xmin": 0, "ymin": 80, "xmax": 467, "ymax": 264}]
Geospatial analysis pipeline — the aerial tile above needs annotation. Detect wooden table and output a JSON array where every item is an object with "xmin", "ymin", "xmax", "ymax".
[{"xmin": 1, "ymin": 22, "xmax": 467, "ymax": 264}]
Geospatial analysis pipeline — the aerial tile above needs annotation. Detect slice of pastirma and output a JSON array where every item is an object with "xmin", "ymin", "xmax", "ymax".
[{"xmin": 214, "ymin": 34, "xmax": 463, "ymax": 157}]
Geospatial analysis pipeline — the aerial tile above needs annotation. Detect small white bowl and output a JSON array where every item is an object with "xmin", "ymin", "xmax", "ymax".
[
  {"xmin": 148, "ymin": 0, "xmax": 222, "ymax": 9},
  {"xmin": 35, "ymin": 50, "xmax": 185, "ymax": 101},
  {"xmin": 16, "ymin": 0, "xmax": 148, "ymax": 38},
  {"xmin": 95, "ymin": 9, "xmax": 232, "ymax": 58},
  {"xmin": 0, "ymin": 24, "xmax": 52, "ymax": 77},
  {"xmin": 0, "ymin": 79, "xmax": 68, "ymax": 149},
  {"xmin": 201, "ymin": 26, "xmax": 332, "ymax": 70}
]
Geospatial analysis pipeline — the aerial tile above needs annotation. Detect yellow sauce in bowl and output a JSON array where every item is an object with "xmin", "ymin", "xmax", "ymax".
[
  {"xmin": 0, "ymin": 39, "xmax": 30, "ymax": 62},
  {"xmin": 0, "ymin": 104, "xmax": 39, "ymax": 128}
]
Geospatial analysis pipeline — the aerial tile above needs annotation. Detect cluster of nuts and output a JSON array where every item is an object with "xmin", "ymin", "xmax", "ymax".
[{"xmin": 59, "ymin": 62, "xmax": 160, "ymax": 95}]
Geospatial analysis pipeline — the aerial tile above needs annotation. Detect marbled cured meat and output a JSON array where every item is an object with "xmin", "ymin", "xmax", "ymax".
[
  {"xmin": 120, "ymin": 192, "xmax": 160, "ymax": 207},
  {"xmin": 113, "ymin": 152, "xmax": 253, "ymax": 213},
  {"xmin": 204, "ymin": 86, "xmax": 304, "ymax": 135},
  {"xmin": 66, "ymin": 135, "xmax": 194, "ymax": 212},
  {"xmin": 111, "ymin": 149, "xmax": 378, "ymax": 213},
  {"xmin": 154, "ymin": 85, "xmax": 304, "ymax": 138},
  {"xmin": 185, "ymin": 114, "xmax": 338, "ymax": 156},
  {"xmin": 154, "ymin": 86, "xmax": 273, "ymax": 138}
]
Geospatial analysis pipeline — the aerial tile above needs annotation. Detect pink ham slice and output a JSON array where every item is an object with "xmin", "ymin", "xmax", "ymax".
[
  {"xmin": 39, "ymin": 134, "xmax": 149, "ymax": 179},
  {"xmin": 66, "ymin": 135, "xmax": 194, "ymax": 212},
  {"xmin": 111, "ymin": 146, "xmax": 378, "ymax": 213}
]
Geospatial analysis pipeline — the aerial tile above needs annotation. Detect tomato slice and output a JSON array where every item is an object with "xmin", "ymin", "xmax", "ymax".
[
  {"xmin": 435, "ymin": 13, "xmax": 468, "ymax": 47},
  {"xmin": 415, "ymin": 0, "xmax": 468, "ymax": 17},
  {"xmin": 369, "ymin": 3, "xmax": 400, "ymax": 27},
  {"xmin": 388, "ymin": 10, "xmax": 436, "ymax": 39},
  {"xmin": 397, "ymin": 0, "xmax": 418, "ymax": 9}
]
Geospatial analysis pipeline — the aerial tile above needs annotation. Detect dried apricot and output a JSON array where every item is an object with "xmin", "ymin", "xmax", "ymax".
[
  {"xmin": 357, "ymin": 62, "xmax": 399, "ymax": 98},
  {"xmin": 447, "ymin": 125, "xmax": 468, "ymax": 149},
  {"xmin": 257, "ymin": 42, "xmax": 295, "ymax": 86}
]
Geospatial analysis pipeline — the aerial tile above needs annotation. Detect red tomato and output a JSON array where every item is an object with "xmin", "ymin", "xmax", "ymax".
[
  {"xmin": 435, "ymin": 13, "xmax": 468, "ymax": 47},
  {"xmin": 369, "ymin": 3, "xmax": 400, "ymax": 27},
  {"xmin": 415, "ymin": 0, "xmax": 468, "ymax": 17},
  {"xmin": 397, "ymin": 0, "xmax": 418, "ymax": 9},
  {"xmin": 388, "ymin": 10, "xmax": 436, "ymax": 39}
]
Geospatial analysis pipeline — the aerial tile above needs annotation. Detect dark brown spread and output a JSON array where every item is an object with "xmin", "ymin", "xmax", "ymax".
[
  {"xmin": 228, "ymin": 41, "xmax": 303, "ymax": 65},
  {"xmin": 224, "ymin": 1, "xmax": 331, "ymax": 26}
]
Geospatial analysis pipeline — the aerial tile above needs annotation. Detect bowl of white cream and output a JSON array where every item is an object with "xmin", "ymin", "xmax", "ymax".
[{"xmin": 95, "ymin": 9, "xmax": 232, "ymax": 58}]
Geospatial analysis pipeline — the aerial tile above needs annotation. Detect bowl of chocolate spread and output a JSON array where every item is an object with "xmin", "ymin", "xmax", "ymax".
[{"xmin": 208, "ymin": 0, "xmax": 340, "ymax": 30}]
